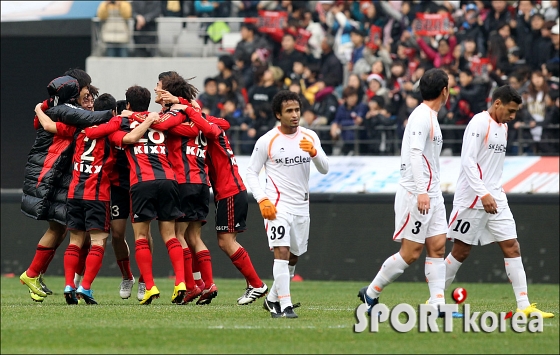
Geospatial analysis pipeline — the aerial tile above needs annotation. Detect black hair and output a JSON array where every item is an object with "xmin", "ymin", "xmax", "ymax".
[
  {"xmin": 271, "ymin": 90, "xmax": 302, "ymax": 119},
  {"xmin": 88, "ymin": 84, "xmax": 100, "ymax": 99},
  {"xmin": 116, "ymin": 99, "xmax": 127, "ymax": 115},
  {"xmin": 240, "ymin": 22, "xmax": 257, "ymax": 33},
  {"xmin": 125, "ymin": 85, "xmax": 151, "ymax": 111},
  {"xmin": 204, "ymin": 77, "xmax": 217, "ymax": 86},
  {"xmin": 158, "ymin": 71, "xmax": 177, "ymax": 81},
  {"xmin": 218, "ymin": 77, "xmax": 233, "ymax": 90},
  {"xmin": 283, "ymin": 32, "xmax": 297, "ymax": 41},
  {"xmin": 93, "ymin": 93, "xmax": 117, "ymax": 112},
  {"xmin": 546, "ymin": 62, "xmax": 560, "ymax": 77},
  {"xmin": 64, "ymin": 68, "xmax": 91, "ymax": 90},
  {"xmin": 161, "ymin": 72, "xmax": 199, "ymax": 102},
  {"xmin": 218, "ymin": 55, "xmax": 235, "ymax": 71},
  {"xmin": 224, "ymin": 93, "xmax": 238, "ymax": 106},
  {"xmin": 419, "ymin": 68, "xmax": 449, "ymax": 101},
  {"xmin": 460, "ymin": 68, "xmax": 474, "ymax": 77},
  {"xmin": 492, "ymin": 85, "xmax": 522, "ymax": 105}
]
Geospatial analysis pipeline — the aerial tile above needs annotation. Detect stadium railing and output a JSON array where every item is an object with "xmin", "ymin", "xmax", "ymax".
[
  {"xmin": 91, "ymin": 17, "xmax": 246, "ymax": 57},
  {"xmin": 226, "ymin": 124, "xmax": 559, "ymax": 156}
]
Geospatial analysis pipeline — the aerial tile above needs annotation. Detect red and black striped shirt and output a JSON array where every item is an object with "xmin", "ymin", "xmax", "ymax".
[
  {"xmin": 108, "ymin": 112, "xmax": 184, "ymax": 186},
  {"xmin": 181, "ymin": 106, "xmax": 245, "ymax": 200},
  {"xmin": 108, "ymin": 147, "xmax": 130, "ymax": 189},
  {"xmin": 56, "ymin": 122, "xmax": 115, "ymax": 201}
]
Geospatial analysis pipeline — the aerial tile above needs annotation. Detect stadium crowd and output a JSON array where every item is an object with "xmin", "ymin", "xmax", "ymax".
[{"xmin": 97, "ymin": 0, "xmax": 560, "ymax": 156}]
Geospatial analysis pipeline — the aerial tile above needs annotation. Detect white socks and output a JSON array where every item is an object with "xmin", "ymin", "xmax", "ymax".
[
  {"xmin": 288, "ymin": 264, "xmax": 296, "ymax": 278},
  {"xmin": 444, "ymin": 254, "xmax": 462, "ymax": 290},
  {"xmin": 272, "ymin": 259, "xmax": 292, "ymax": 311},
  {"xmin": 505, "ymin": 257, "xmax": 530, "ymax": 309},
  {"xmin": 425, "ymin": 257, "xmax": 445, "ymax": 305},
  {"xmin": 367, "ymin": 252, "xmax": 409, "ymax": 299}
]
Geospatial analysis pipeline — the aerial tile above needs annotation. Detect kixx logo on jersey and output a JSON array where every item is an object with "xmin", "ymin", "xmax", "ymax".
[
  {"xmin": 186, "ymin": 146, "xmax": 205, "ymax": 158},
  {"xmin": 133, "ymin": 145, "xmax": 166, "ymax": 154},
  {"xmin": 353, "ymin": 303, "xmax": 544, "ymax": 333},
  {"xmin": 74, "ymin": 162, "xmax": 101, "ymax": 174}
]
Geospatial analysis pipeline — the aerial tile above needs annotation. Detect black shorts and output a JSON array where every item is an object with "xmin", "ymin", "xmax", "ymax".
[
  {"xmin": 110, "ymin": 185, "xmax": 131, "ymax": 221},
  {"xmin": 130, "ymin": 180, "xmax": 183, "ymax": 223},
  {"xmin": 177, "ymin": 183, "xmax": 209, "ymax": 224},
  {"xmin": 66, "ymin": 199, "xmax": 111, "ymax": 233},
  {"xmin": 214, "ymin": 190, "xmax": 248, "ymax": 234}
]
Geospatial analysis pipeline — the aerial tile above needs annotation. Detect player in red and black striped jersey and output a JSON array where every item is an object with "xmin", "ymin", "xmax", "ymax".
[
  {"xmin": 33, "ymin": 93, "xmax": 153, "ymax": 304},
  {"xmin": 153, "ymin": 71, "xmax": 231, "ymax": 304},
  {"xmin": 173, "ymin": 98, "xmax": 268, "ymax": 305},
  {"xmin": 105, "ymin": 85, "xmax": 188, "ymax": 305},
  {"xmin": 107, "ymin": 99, "xmax": 154, "ymax": 301}
]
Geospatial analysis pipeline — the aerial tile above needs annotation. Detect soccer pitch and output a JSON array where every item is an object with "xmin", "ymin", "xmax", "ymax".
[{"xmin": 1, "ymin": 277, "xmax": 558, "ymax": 354}]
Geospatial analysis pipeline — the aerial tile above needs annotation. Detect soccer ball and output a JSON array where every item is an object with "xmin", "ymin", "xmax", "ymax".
[{"xmin": 451, "ymin": 287, "xmax": 467, "ymax": 304}]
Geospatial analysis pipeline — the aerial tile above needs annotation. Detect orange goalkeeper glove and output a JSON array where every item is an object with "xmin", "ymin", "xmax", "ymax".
[
  {"xmin": 299, "ymin": 137, "xmax": 317, "ymax": 157},
  {"xmin": 259, "ymin": 198, "xmax": 277, "ymax": 220}
]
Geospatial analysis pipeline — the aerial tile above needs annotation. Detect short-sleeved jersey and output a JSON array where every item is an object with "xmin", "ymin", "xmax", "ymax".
[
  {"xmin": 399, "ymin": 103, "xmax": 443, "ymax": 197},
  {"xmin": 108, "ymin": 113, "xmax": 177, "ymax": 186},
  {"xmin": 453, "ymin": 111, "xmax": 509, "ymax": 209},
  {"xmin": 245, "ymin": 126, "xmax": 329, "ymax": 216},
  {"xmin": 206, "ymin": 129, "xmax": 246, "ymax": 200},
  {"xmin": 176, "ymin": 104, "xmax": 245, "ymax": 200},
  {"xmin": 108, "ymin": 147, "xmax": 130, "ymax": 189},
  {"xmin": 56, "ymin": 121, "xmax": 115, "ymax": 201},
  {"xmin": 166, "ymin": 122, "xmax": 208, "ymax": 185}
]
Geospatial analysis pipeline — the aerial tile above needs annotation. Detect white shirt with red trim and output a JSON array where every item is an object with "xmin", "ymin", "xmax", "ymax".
[
  {"xmin": 453, "ymin": 111, "xmax": 508, "ymax": 209},
  {"xmin": 245, "ymin": 126, "xmax": 329, "ymax": 216},
  {"xmin": 399, "ymin": 103, "xmax": 443, "ymax": 197}
]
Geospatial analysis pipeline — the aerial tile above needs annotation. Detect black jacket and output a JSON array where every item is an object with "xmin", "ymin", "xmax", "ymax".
[
  {"xmin": 319, "ymin": 51, "xmax": 343, "ymax": 88},
  {"xmin": 21, "ymin": 76, "xmax": 113, "ymax": 224}
]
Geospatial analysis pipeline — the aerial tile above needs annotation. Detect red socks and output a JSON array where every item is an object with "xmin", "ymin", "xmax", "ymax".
[
  {"xmin": 80, "ymin": 245, "xmax": 105, "ymax": 290},
  {"xmin": 165, "ymin": 238, "xmax": 184, "ymax": 286},
  {"xmin": 40, "ymin": 248, "xmax": 56, "ymax": 275},
  {"xmin": 63, "ymin": 244, "xmax": 81, "ymax": 287},
  {"xmin": 135, "ymin": 239, "xmax": 154, "ymax": 289},
  {"xmin": 182, "ymin": 248, "xmax": 196, "ymax": 290},
  {"xmin": 27, "ymin": 244, "xmax": 56, "ymax": 278},
  {"xmin": 117, "ymin": 257, "xmax": 134, "ymax": 280},
  {"xmin": 192, "ymin": 256, "xmax": 205, "ymax": 289},
  {"xmin": 230, "ymin": 247, "xmax": 262, "ymax": 288},
  {"xmin": 196, "ymin": 250, "xmax": 214, "ymax": 287},
  {"xmin": 76, "ymin": 238, "xmax": 91, "ymax": 276}
]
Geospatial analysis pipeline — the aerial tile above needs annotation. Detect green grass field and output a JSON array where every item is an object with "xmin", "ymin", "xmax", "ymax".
[{"xmin": 1, "ymin": 276, "xmax": 558, "ymax": 354}]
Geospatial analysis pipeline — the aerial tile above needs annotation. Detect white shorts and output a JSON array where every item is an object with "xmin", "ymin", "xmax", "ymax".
[
  {"xmin": 264, "ymin": 211, "xmax": 310, "ymax": 256},
  {"xmin": 447, "ymin": 205, "xmax": 517, "ymax": 246},
  {"xmin": 393, "ymin": 186, "xmax": 447, "ymax": 244}
]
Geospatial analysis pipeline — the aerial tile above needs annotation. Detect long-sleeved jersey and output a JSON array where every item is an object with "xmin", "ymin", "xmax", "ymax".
[
  {"xmin": 399, "ymin": 103, "xmax": 443, "ymax": 197},
  {"xmin": 245, "ymin": 126, "xmax": 329, "ymax": 216},
  {"xmin": 453, "ymin": 111, "xmax": 509, "ymax": 209}
]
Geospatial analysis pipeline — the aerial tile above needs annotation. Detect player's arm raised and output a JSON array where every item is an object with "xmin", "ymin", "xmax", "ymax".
[
  {"xmin": 122, "ymin": 112, "xmax": 157, "ymax": 144},
  {"xmin": 460, "ymin": 119, "xmax": 497, "ymax": 214},
  {"xmin": 34, "ymin": 103, "xmax": 58, "ymax": 133},
  {"xmin": 300, "ymin": 132, "xmax": 329, "ymax": 174},
  {"xmin": 84, "ymin": 116, "xmax": 122, "ymax": 139}
]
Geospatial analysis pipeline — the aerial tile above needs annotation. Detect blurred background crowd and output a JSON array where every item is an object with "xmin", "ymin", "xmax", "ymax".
[{"xmin": 96, "ymin": 0, "xmax": 560, "ymax": 156}]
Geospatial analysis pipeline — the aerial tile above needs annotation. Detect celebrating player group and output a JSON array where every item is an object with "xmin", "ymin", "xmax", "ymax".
[
  {"xmin": 18, "ymin": 68, "xmax": 328, "ymax": 319},
  {"xmin": 18, "ymin": 67, "xmax": 553, "ymax": 320}
]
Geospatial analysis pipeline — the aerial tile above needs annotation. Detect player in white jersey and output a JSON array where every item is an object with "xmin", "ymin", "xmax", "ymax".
[
  {"xmin": 445, "ymin": 85, "xmax": 553, "ymax": 318},
  {"xmin": 358, "ymin": 69, "xmax": 461, "ymax": 317},
  {"xmin": 246, "ymin": 90, "xmax": 329, "ymax": 318}
]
